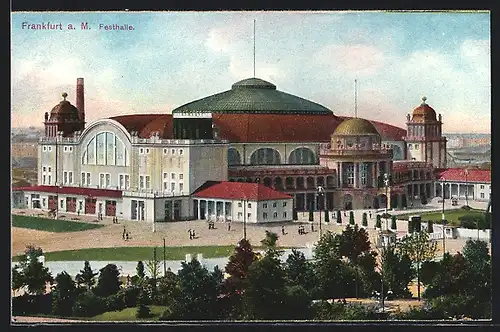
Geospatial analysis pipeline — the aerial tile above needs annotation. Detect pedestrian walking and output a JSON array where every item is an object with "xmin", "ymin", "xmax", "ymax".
[
  {"xmin": 192, "ymin": 230, "xmax": 196, "ymax": 239},
  {"xmin": 122, "ymin": 227, "xmax": 126, "ymax": 240},
  {"xmin": 311, "ymin": 223, "xmax": 314, "ymax": 232},
  {"xmin": 228, "ymin": 222, "xmax": 231, "ymax": 231},
  {"xmin": 281, "ymin": 226, "xmax": 285, "ymax": 235},
  {"xmin": 188, "ymin": 229, "xmax": 192, "ymax": 240},
  {"xmin": 125, "ymin": 232, "xmax": 129, "ymax": 241},
  {"xmin": 369, "ymin": 212, "xmax": 372, "ymax": 219}
]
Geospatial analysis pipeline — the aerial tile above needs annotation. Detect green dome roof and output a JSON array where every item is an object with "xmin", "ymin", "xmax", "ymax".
[{"xmin": 172, "ymin": 77, "xmax": 333, "ymax": 115}]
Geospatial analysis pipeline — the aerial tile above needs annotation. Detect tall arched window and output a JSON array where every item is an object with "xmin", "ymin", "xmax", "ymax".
[
  {"xmin": 82, "ymin": 132, "xmax": 128, "ymax": 166},
  {"xmin": 227, "ymin": 148, "xmax": 242, "ymax": 166},
  {"xmin": 288, "ymin": 147, "xmax": 316, "ymax": 164},
  {"xmin": 250, "ymin": 148, "xmax": 281, "ymax": 165}
]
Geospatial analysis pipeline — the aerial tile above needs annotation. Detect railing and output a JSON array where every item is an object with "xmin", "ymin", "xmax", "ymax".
[
  {"xmin": 122, "ymin": 190, "xmax": 186, "ymax": 198},
  {"xmin": 131, "ymin": 137, "xmax": 229, "ymax": 145}
]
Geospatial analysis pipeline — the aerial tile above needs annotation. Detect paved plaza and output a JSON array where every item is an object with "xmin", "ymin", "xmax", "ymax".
[{"xmin": 12, "ymin": 197, "xmax": 488, "ymax": 256}]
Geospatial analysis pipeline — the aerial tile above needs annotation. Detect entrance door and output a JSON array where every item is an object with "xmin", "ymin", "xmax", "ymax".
[
  {"xmin": 164, "ymin": 201, "xmax": 172, "ymax": 221},
  {"xmin": 66, "ymin": 197, "xmax": 76, "ymax": 212},
  {"xmin": 138, "ymin": 201, "xmax": 145, "ymax": 221},
  {"xmin": 85, "ymin": 198, "xmax": 97, "ymax": 214},
  {"xmin": 105, "ymin": 200, "xmax": 116, "ymax": 216},
  {"xmin": 173, "ymin": 200, "xmax": 181, "ymax": 220},
  {"xmin": 98, "ymin": 202, "xmax": 103, "ymax": 216},
  {"xmin": 48, "ymin": 195, "xmax": 57, "ymax": 210}
]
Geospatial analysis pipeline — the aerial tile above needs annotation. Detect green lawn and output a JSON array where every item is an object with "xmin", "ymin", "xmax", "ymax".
[
  {"xmin": 12, "ymin": 214, "xmax": 104, "ymax": 233},
  {"xmin": 89, "ymin": 306, "xmax": 167, "ymax": 321},
  {"xmin": 395, "ymin": 207, "xmax": 487, "ymax": 224},
  {"xmin": 12, "ymin": 245, "xmax": 292, "ymax": 262}
]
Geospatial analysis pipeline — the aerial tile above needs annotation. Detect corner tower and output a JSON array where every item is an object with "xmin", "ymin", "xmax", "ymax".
[{"xmin": 404, "ymin": 97, "xmax": 447, "ymax": 168}]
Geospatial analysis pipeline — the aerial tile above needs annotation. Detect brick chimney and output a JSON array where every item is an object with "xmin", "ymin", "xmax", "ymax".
[{"xmin": 76, "ymin": 78, "xmax": 85, "ymax": 124}]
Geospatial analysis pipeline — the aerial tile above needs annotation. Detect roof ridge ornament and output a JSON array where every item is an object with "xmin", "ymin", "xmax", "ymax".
[
  {"xmin": 421, "ymin": 96, "xmax": 427, "ymax": 105},
  {"xmin": 62, "ymin": 92, "xmax": 68, "ymax": 101}
]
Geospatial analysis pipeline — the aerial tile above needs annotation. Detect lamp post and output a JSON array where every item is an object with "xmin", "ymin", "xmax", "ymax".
[
  {"xmin": 441, "ymin": 178, "xmax": 446, "ymax": 255},
  {"xmin": 317, "ymin": 186, "xmax": 325, "ymax": 240},
  {"xmin": 383, "ymin": 173, "xmax": 390, "ymax": 230},
  {"xmin": 152, "ymin": 192, "xmax": 157, "ymax": 233},
  {"xmin": 242, "ymin": 199, "xmax": 247, "ymax": 240}
]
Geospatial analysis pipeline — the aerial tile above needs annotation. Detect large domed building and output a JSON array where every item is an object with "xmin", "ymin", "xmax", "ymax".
[{"xmin": 14, "ymin": 77, "xmax": 453, "ymax": 222}]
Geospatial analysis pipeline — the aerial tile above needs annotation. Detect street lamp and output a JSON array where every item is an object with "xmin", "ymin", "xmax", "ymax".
[
  {"xmin": 383, "ymin": 173, "xmax": 390, "ymax": 230},
  {"xmin": 241, "ymin": 199, "xmax": 247, "ymax": 240},
  {"xmin": 152, "ymin": 192, "xmax": 157, "ymax": 233},
  {"xmin": 317, "ymin": 186, "xmax": 325, "ymax": 240}
]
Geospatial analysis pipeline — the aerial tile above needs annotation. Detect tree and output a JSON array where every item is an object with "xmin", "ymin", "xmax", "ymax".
[
  {"xmin": 12, "ymin": 245, "xmax": 53, "ymax": 296},
  {"xmin": 362, "ymin": 213, "xmax": 368, "ymax": 227},
  {"xmin": 462, "ymin": 239, "xmax": 491, "ymax": 302},
  {"xmin": 156, "ymin": 269, "xmax": 180, "ymax": 306},
  {"xmin": 72, "ymin": 290, "xmax": 107, "ymax": 317},
  {"xmin": 136, "ymin": 261, "xmax": 146, "ymax": 279},
  {"xmin": 349, "ymin": 211, "xmax": 355, "ymax": 225},
  {"xmin": 94, "ymin": 264, "xmax": 122, "ymax": 297},
  {"xmin": 136, "ymin": 290, "xmax": 152, "ymax": 319},
  {"xmin": 324, "ymin": 210, "xmax": 330, "ymax": 223},
  {"xmin": 260, "ymin": 231, "xmax": 281, "ymax": 258},
  {"xmin": 284, "ymin": 249, "xmax": 315, "ymax": 292},
  {"xmin": 165, "ymin": 258, "xmax": 222, "ymax": 320},
  {"xmin": 391, "ymin": 216, "xmax": 397, "ymax": 230},
  {"xmin": 337, "ymin": 210, "xmax": 342, "ymax": 224},
  {"xmin": 427, "ymin": 220, "xmax": 433, "ymax": 233},
  {"xmin": 375, "ymin": 215, "xmax": 382, "ymax": 229},
  {"xmin": 380, "ymin": 246, "xmax": 414, "ymax": 298},
  {"xmin": 52, "ymin": 271, "xmax": 77, "ymax": 317},
  {"xmin": 397, "ymin": 232, "xmax": 437, "ymax": 301},
  {"xmin": 222, "ymin": 238, "xmax": 258, "ymax": 319},
  {"xmin": 75, "ymin": 261, "xmax": 98, "ymax": 290},
  {"xmin": 243, "ymin": 246, "xmax": 287, "ymax": 320},
  {"xmin": 12, "ymin": 267, "xmax": 24, "ymax": 296}
]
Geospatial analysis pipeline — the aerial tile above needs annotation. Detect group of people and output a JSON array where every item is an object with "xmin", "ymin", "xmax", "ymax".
[
  {"xmin": 122, "ymin": 226, "xmax": 130, "ymax": 241},
  {"xmin": 188, "ymin": 229, "xmax": 197, "ymax": 240},
  {"xmin": 207, "ymin": 221, "xmax": 216, "ymax": 230},
  {"xmin": 97, "ymin": 213, "xmax": 104, "ymax": 221},
  {"xmin": 298, "ymin": 224, "xmax": 307, "ymax": 235},
  {"xmin": 112, "ymin": 216, "xmax": 119, "ymax": 223}
]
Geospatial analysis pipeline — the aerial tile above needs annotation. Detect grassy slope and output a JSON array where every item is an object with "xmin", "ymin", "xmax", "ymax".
[
  {"xmin": 395, "ymin": 208, "xmax": 486, "ymax": 223},
  {"xmin": 12, "ymin": 214, "xmax": 104, "ymax": 232},
  {"xmin": 12, "ymin": 245, "xmax": 293, "ymax": 261},
  {"xmin": 89, "ymin": 306, "xmax": 167, "ymax": 321}
]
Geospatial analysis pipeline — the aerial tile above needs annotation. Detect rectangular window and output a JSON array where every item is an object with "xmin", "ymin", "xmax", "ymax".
[
  {"xmin": 163, "ymin": 148, "xmax": 168, "ymax": 155},
  {"xmin": 139, "ymin": 148, "xmax": 144, "ymax": 154},
  {"xmin": 171, "ymin": 149, "xmax": 176, "ymax": 154},
  {"xmin": 125, "ymin": 175, "xmax": 130, "ymax": 189},
  {"xmin": 139, "ymin": 175, "xmax": 144, "ymax": 189},
  {"xmin": 248, "ymin": 203, "xmax": 252, "ymax": 208},
  {"xmin": 272, "ymin": 202, "xmax": 277, "ymax": 208},
  {"xmin": 43, "ymin": 166, "xmax": 46, "ymax": 172},
  {"xmin": 145, "ymin": 175, "xmax": 151, "ymax": 189},
  {"xmin": 247, "ymin": 213, "xmax": 251, "ymax": 219},
  {"xmin": 86, "ymin": 173, "xmax": 91, "ymax": 186},
  {"xmin": 171, "ymin": 173, "xmax": 176, "ymax": 180},
  {"xmin": 263, "ymin": 212, "xmax": 268, "ymax": 219},
  {"xmin": 179, "ymin": 149, "xmax": 184, "ymax": 155},
  {"xmin": 163, "ymin": 182, "xmax": 168, "ymax": 191},
  {"xmin": 415, "ymin": 145, "xmax": 419, "ymax": 150},
  {"xmin": 63, "ymin": 171, "xmax": 68, "ymax": 184},
  {"xmin": 481, "ymin": 193, "xmax": 485, "ymax": 199},
  {"xmin": 99, "ymin": 174, "xmax": 105, "ymax": 188},
  {"xmin": 69, "ymin": 172, "xmax": 73, "ymax": 184},
  {"xmin": 238, "ymin": 212, "xmax": 243, "ymax": 219},
  {"xmin": 64, "ymin": 146, "xmax": 68, "ymax": 152},
  {"xmin": 42, "ymin": 175, "xmax": 46, "ymax": 185},
  {"xmin": 163, "ymin": 172, "xmax": 168, "ymax": 179},
  {"xmin": 48, "ymin": 146, "xmax": 52, "ymax": 152},
  {"xmin": 43, "ymin": 146, "xmax": 47, "ymax": 152},
  {"xmin": 48, "ymin": 167, "xmax": 51, "ymax": 172},
  {"xmin": 145, "ymin": 148, "xmax": 150, "ymax": 154},
  {"xmin": 346, "ymin": 164, "xmax": 355, "ymax": 185},
  {"xmin": 283, "ymin": 212, "xmax": 287, "ymax": 218},
  {"xmin": 238, "ymin": 202, "xmax": 242, "ymax": 208},
  {"xmin": 48, "ymin": 175, "xmax": 51, "ymax": 184},
  {"xmin": 360, "ymin": 163, "xmax": 369, "ymax": 186},
  {"xmin": 171, "ymin": 182, "xmax": 175, "ymax": 191},
  {"xmin": 60, "ymin": 199, "xmax": 64, "ymax": 208},
  {"xmin": 408, "ymin": 144, "xmax": 413, "ymax": 150},
  {"xmin": 106, "ymin": 174, "xmax": 111, "ymax": 187},
  {"xmin": 179, "ymin": 173, "xmax": 184, "ymax": 180},
  {"xmin": 283, "ymin": 201, "xmax": 287, "ymax": 207},
  {"xmin": 480, "ymin": 185, "xmax": 484, "ymax": 189},
  {"xmin": 119, "ymin": 174, "xmax": 124, "ymax": 189},
  {"xmin": 273, "ymin": 212, "xmax": 278, "ymax": 218},
  {"xmin": 42, "ymin": 198, "xmax": 46, "ymax": 207},
  {"xmin": 179, "ymin": 183, "xmax": 184, "ymax": 192},
  {"xmin": 263, "ymin": 203, "xmax": 268, "ymax": 209}
]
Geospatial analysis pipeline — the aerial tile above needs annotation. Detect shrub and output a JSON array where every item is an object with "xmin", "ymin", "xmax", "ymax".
[
  {"xmin": 391, "ymin": 216, "xmax": 397, "ymax": 230},
  {"xmin": 120, "ymin": 286, "xmax": 141, "ymax": 308},
  {"xmin": 375, "ymin": 216, "xmax": 382, "ymax": 229},
  {"xmin": 337, "ymin": 211, "xmax": 342, "ymax": 224},
  {"xmin": 362, "ymin": 213, "xmax": 368, "ymax": 227},
  {"xmin": 324, "ymin": 210, "xmax": 330, "ymax": 223},
  {"xmin": 12, "ymin": 294, "xmax": 52, "ymax": 316},
  {"xmin": 105, "ymin": 292, "xmax": 126, "ymax": 312},
  {"xmin": 427, "ymin": 220, "xmax": 434, "ymax": 233},
  {"xmin": 72, "ymin": 291, "xmax": 107, "ymax": 317},
  {"xmin": 458, "ymin": 214, "xmax": 490, "ymax": 230},
  {"xmin": 461, "ymin": 205, "xmax": 472, "ymax": 211},
  {"xmin": 136, "ymin": 291, "xmax": 152, "ymax": 319},
  {"xmin": 349, "ymin": 211, "xmax": 355, "ymax": 225}
]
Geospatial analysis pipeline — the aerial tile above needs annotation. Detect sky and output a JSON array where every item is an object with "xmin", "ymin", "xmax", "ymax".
[{"xmin": 11, "ymin": 11, "xmax": 490, "ymax": 133}]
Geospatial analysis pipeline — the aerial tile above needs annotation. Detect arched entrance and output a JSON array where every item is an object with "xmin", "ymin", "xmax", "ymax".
[
  {"xmin": 363, "ymin": 195, "xmax": 372, "ymax": 209},
  {"xmin": 390, "ymin": 194, "xmax": 399, "ymax": 209},
  {"xmin": 343, "ymin": 194, "xmax": 353, "ymax": 210}
]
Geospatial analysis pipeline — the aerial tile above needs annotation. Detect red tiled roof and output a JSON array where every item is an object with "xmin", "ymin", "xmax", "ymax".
[
  {"xmin": 192, "ymin": 181, "xmax": 291, "ymax": 201},
  {"xmin": 12, "ymin": 186, "xmax": 123, "ymax": 198},
  {"xmin": 438, "ymin": 168, "xmax": 491, "ymax": 183},
  {"xmin": 338, "ymin": 116, "xmax": 407, "ymax": 141},
  {"xmin": 212, "ymin": 113, "xmax": 343, "ymax": 143},
  {"xmin": 110, "ymin": 114, "xmax": 173, "ymax": 139},
  {"xmin": 108, "ymin": 113, "xmax": 406, "ymax": 143}
]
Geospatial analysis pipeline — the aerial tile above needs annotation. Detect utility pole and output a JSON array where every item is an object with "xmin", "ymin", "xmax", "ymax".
[
  {"xmin": 384, "ymin": 173, "xmax": 389, "ymax": 230},
  {"xmin": 163, "ymin": 238, "xmax": 166, "ymax": 276}
]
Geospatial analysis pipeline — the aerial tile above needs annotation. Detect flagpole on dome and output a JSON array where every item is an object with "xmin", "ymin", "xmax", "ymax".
[{"xmin": 253, "ymin": 19, "xmax": 256, "ymax": 78}]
